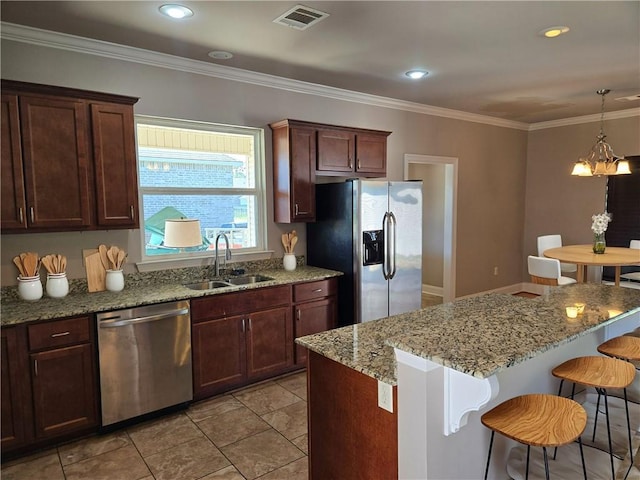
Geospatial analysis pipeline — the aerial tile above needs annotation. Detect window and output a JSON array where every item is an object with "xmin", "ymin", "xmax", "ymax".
[{"xmin": 136, "ymin": 116, "xmax": 266, "ymax": 260}]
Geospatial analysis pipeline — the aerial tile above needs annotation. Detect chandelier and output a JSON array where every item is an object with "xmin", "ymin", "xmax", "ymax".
[{"xmin": 571, "ymin": 89, "xmax": 631, "ymax": 176}]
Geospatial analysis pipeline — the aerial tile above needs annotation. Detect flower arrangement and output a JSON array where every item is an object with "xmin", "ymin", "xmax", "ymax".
[
  {"xmin": 591, "ymin": 212, "xmax": 611, "ymax": 254},
  {"xmin": 591, "ymin": 212, "xmax": 611, "ymax": 235}
]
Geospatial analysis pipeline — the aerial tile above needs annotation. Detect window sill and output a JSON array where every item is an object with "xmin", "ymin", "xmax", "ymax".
[{"xmin": 136, "ymin": 250, "xmax": 275, "ymax": 273}]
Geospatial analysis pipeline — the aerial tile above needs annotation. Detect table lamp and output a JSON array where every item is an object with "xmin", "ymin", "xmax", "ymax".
[{"xmin": 164, "ymin": 219, "xmax": 202, "ymax": 251}]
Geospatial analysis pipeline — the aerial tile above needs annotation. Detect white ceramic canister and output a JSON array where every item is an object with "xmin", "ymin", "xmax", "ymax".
[
  {"xmin": 283, "ymin": 253, "xmax": 296, "ymax": 271},
  {"xmin": 18, "ymin": 276, "xmax": 43, "ymax": 301},
  {"xmin": 105, "ymin": 270, "xmax": 125, "ymax": 292},
  {"xmin": 46, "ymin": 272, "xmax": 69, "ymax": 298}
]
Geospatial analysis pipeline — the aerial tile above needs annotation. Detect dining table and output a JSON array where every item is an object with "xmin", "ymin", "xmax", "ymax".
[{"xmin": 543, "ymin": 244, "xmax": 640, "ymax": 286}]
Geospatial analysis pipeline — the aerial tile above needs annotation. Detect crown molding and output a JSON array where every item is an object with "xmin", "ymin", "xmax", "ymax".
[
  {"xmin": 528, "ymin": 107, "xmax": 640, "ymax": 131},
  {"xmin": 1, "ymin": 22, "xmax": 532, "ymax": 130}
]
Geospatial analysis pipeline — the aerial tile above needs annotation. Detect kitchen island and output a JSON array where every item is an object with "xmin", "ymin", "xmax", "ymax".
[{"xmin": 296, "ymin": 284, "xmax": 640, "ymax": 480}]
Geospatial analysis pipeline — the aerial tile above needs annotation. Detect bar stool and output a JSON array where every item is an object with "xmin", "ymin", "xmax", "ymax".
[
  {"xmin": 481, "ymin": 393, "xmax": 587, "ymax": 480},
  {"xmin": 552, "ymin": 356, "xmax": 636, "ymax": 480}
]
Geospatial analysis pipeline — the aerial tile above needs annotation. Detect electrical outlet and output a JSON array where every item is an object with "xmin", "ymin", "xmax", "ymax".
[
  {"xmin": 493, "ymin": 266, "xmax": 499, "ymax": 276},
  {"xmin": 377, "ymin": 380, "xmax": 393, "ymax": 413}
]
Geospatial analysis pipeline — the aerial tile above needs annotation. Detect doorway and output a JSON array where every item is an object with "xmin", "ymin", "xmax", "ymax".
[{"xmin": 404, "ymin": 154, "xmax": 458, "ymax": 303}]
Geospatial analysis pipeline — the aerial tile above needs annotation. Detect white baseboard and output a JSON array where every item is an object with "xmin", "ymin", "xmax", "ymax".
[{"xmin": 422, "ymin": 284, "xmax": 443, "ymax": 297}]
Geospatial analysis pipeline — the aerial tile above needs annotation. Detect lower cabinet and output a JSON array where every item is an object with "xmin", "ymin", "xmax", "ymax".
[
  {"xmin": 191, "ymin": 285, "xmax": 293, "ymax": 400},
  {"xmin": 1, "ymin": 316, "xmax": 99, "ymax": 456},
  {"xmin": 293, "ymin": 278, "xmax": 338, "ymax": 366}
]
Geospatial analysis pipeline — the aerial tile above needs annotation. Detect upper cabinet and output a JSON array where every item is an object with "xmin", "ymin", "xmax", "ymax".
[
  {"xmin": 270, "ymin": 119, "xmax": 390, "ymax": 223},
  {"xmin": 1, "ymin": 80, "xmax": 139, "ymax": 233}
]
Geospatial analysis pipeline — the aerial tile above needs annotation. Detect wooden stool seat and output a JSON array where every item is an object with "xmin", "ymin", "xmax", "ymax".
[
  {"xmin": 552, "ymin": 356, "xmax": 635, "ymax": 389},
  {"xmin": 598, "ymin": 335, "xmax": 640, "ymax": 362},
  {"xmin": 481, "ymin": 394, "xmax": 587, "ymax": 447}
]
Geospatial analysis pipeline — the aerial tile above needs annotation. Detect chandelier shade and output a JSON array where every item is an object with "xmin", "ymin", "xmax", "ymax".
[{"xmin": 571, "ymin": 89, "xmax": 631, "ymax": 177}]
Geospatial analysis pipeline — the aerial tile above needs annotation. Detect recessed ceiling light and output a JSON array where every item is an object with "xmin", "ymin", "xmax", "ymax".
[
  {"xmin": 539, "ymin": 26, "xmax": 570, "ymax": 38},
  {"xmin": 159, "ymin": 4, "xmax": 193, "ymax": 19},
  {"xmin": 405, "ymin": 70, "xmax": 428, "ymax": 80},
  {"xmin": 208, "ymin": 51, "xmax": 233, "ymax": 60}
]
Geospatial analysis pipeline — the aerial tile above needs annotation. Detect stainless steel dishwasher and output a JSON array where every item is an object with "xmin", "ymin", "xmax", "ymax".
[{"xmin": 96, "ymin": 300, "xmax": 192, "ymax": 426}]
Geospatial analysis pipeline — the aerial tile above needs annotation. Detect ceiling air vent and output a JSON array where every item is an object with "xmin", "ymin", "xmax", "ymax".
[{"xmin": 273, "ymin": 5, "xmax": 329, "ymax": 30}]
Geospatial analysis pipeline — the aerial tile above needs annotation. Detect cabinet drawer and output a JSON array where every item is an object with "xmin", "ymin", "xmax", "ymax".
[
  {"xmin": 28, "ymin": 316, "xmax": 90, "ymax": 351},
  {"xmin": 293, "ymin": 279, "xmax": 337, "ymax": 303},
  {"xmin": 192, "ymin": 285, "xmax": 292, "ymax": 322}
]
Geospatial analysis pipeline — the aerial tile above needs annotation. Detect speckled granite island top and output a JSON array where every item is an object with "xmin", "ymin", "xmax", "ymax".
[
  {"xmin": 1, "ymin": 265, "xmax": 341, "ymax": 326},
  {"xmin": 296, "ymin": 284, "xmax": 640, "ymax": 385}
]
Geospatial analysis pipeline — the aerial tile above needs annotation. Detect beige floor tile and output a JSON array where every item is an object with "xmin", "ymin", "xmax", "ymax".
[
  {"xmin": 233, "ymin": 383, "xmax": 301, "ymax": 415},
  {"xmin": 1, "ymin": 451, "xmax": 64, "ymax": 480},
  {"xmin": 198, "ymin": 405, "xmax": 271, "ymax": 447},
  {"xmin": 127, "ymin": 412, "xmax": 204, "ymax": 457},
  {"xmin": 199, "ymin": 465, "xmax": 246, "ymax": 479},
  {"xmin": 1, "ymin": 447, "xmax": 58, "ymax": 468},
  {"xmin": 291, "ymin": 433, "xmax": 308, "ymax": 455},
  {"xmin": 62, "ymin": 444, "xmax": 150, "ymax": 480},
  {"xmin": 58, "ymin": 431, "xmax": 131, "ymax": 466},
  {"xmin": 261, "ymin": 400, "xmax": 308, "ymax": 440},
  {"xmin": 144, "ymin": 436, "xmax": 230, "ymax": 480},
  {"xmin": 186, "ymin": 394, "xmax": 244, "ymax": 423},
  {"xmin": 276, "ymin": 372, "xmax": 307, "ymax": 400},
  {"xmin": 258, "ymin": 456, "xmax": 309, "ymax": 480},
  {"xmin": 221, "ymin": 429, "xmax": 305, "ymax": 480}
]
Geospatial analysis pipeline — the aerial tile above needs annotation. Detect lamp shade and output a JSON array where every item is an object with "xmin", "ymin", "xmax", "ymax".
[{"xmin": 164, "ymin": 219, "xmax": 202, "ymax": 248}]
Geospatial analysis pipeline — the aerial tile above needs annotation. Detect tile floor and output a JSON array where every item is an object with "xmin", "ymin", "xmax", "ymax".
[{"xmin": 1, "ymin": 371, "xmax": 309, "ymax": 480}]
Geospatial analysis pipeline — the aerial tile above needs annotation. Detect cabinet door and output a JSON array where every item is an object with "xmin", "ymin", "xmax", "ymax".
[
  {"xmin": 1, "ymin": 328, "xmax": 30, "ymax": 451},
  {"xmin": 20, "ymin": 95, "xmax": 92, "ymax": 229},
  {"xmin": 355, "ymin": 134, "xmax": 387, "ymax": 175},
  {"xmin": 246, "ymin": 306, "xmax": 292, "ymax": 380},
  {"xmin": 1, "ymin": 94, "xmax": 27, "ymax": 230},
  {"xmin": 192, "ymin": 315, "xmax": 246, "ymax": 399},
  {"xmin": 289, "ymin": 127, "xmax": 316, "ymax": 222},
  {"xmin": 294, "ymin": 297, "xmax": 337, "ymax": 365},
  {"xmin": 91, "ymin": 103, "xmax": 139, "ymax": 228},
  {"xmin": 317, "ymin": 129, "xmax": 355, "ymax": 173},
  {"xmin": 31, "ymin": 343, "xmax": 97, "ymax": 441}
]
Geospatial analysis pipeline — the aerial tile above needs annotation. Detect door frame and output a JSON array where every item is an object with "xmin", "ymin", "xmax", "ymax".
[{"xmin": 404, "ymin": 154, "xmax": 458, "ymax": 303}]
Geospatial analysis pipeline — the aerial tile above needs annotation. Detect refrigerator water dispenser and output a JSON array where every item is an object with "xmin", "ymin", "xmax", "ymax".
[{"xmin": 363, "ymin": 230, "xmax": 384, "ymax": 266}]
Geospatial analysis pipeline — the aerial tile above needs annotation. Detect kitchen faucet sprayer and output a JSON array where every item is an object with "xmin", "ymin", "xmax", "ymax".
[{"xmin": 214, "ymin": 233, "xmax": 231, "ymax": 276}]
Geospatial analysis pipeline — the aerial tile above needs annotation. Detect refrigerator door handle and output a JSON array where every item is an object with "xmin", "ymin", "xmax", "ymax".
[
  {"xmin": 389, "ymin": 212, "xmax": 398, "ymax": 279},
  {"xmin": 382, "ymin": 212, "xmax": 391, "ymax": 280}
]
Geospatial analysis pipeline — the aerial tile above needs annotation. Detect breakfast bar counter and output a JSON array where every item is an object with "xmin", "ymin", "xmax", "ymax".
[{"xmin": 296, "ymin": 284, "xmax": 640, "ymax": 479}]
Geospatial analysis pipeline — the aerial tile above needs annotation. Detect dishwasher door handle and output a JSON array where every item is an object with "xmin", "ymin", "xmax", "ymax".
[{"xmin": 99, "ymin": 308, "xmax": 189, "ymax": 328}]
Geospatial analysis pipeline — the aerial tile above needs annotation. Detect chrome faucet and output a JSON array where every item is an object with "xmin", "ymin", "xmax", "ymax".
[{"xmin": 214, "ymin": 233, "xmax": 232, "ymax": 277}]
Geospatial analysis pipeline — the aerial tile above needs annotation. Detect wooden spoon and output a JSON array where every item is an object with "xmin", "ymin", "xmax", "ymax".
[
  {"xmin": 60, "ymin": 255, "xmax": 67, "ymax": 273},
  {"xmin": 116, "ymin": 250, "xmax": 126, "ymax": 270},
  {"xmin": 13, "ymin": 256, "xmax": 27, "ymax": 277},
  {"xmin": 23, "ymin": 252, "xmax": 38, "ymax": 277},
  {"xmin": 107, "ymin": 247, "xmax": 118, "ymax": 270},
  {"xmin": 290, "ymin": 235, "xmax": 298, "ymax": 252},
  {"xmin": 41, "ymin": 255, "xmax": 53, "ymax": 274}
]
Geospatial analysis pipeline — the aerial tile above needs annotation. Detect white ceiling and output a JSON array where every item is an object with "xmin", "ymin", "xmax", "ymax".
[{"xmin": 2, "ymin": 1, "xmax": 639, "ymax": 124}]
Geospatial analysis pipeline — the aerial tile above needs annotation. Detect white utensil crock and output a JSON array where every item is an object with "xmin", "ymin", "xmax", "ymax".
[
  {"xmin": 18, "ymin": 276, "xmax": 43, "ymax": 301},
  {"xmin": 46, "ymin": 272, "xmax": 69, "ymax": 298},
  {"xmin": 105, "ymin": 270, "xmax": 125, "ymax": 292},
  {"xmin": 283, "ymin": 253, "xmax": 296, "ymax": 271}
]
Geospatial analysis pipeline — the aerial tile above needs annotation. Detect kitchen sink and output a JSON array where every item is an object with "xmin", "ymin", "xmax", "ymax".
[
  {"xmin": 183, "ymin": 280, "xmax": 232, "ymax": 290},
  {"xmin": 224, "ymin": 275, "xmax": 274, "ymax": 286}
]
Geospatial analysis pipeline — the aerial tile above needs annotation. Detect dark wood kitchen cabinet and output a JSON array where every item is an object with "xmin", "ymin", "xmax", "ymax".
[
  {"xmin": 270, "ymin": 119, "xmax": 390, "ymax": 223},
  {"xmin": 1, "ymin": 326, "xmax": 30, "ymax": 452},
  {"xmin": 27, "ymin": 316, "xmax": 98, "ymax": 442},
  {"xmin": 293, "ymin": 278, "xmax": 337, "ymax": 365},
  {"xmin": 0, "ymin": 80, "xmax": 139, "ymax": 233},
  {"xmin": 1, "ymin": 316, "xmax": 98, "ymax": 457},
  {"xmin": 191, "ymin": 285, "xmax": 294, "ymax": 399},
  {"xmin": 270, "ymin": 119, "xmax": 316, "ymax": 223},
  {"xmin": 317, "ymin": 128, "xmax": 389, "ymax": 176}
]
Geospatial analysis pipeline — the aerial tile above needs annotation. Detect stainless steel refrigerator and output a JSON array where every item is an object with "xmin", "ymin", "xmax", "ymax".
[{"xmin": 307, "ymin": 179, "xmax": 422, "ymax": 325}]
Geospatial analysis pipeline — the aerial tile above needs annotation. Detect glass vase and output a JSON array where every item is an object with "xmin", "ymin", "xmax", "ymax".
[{"xmin": 593, "ymin": 233, "xmax": 606, "ymax": 254}]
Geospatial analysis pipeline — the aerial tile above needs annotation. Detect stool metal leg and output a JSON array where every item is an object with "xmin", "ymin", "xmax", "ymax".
[
  {"xmin": 578, "ymin": 436, "xmax": 587, "ymax": 480},
  {"xmin": 553, "ymin": 379, "xmax": 566, "ymax": 461},
  {"xmin": 484, "ymin": 430, "xmax": 494, "ymax": 480},
  {"xmin": 623, "ymin": 388, "xmax": 634, "ymax": 480},
  {"xmin": 602, "ymin": 388, "xmax": 616, "ymax": 480},
  {"xmin": 593, "ymin": 391, "xmax": 602, "ymax": 442},
  {"xmin": 542, "ymin": 447, "xmax": 550, "ymax": 480},
  {"xmin": 526, "ymin": 445, "xmax": 531, "ymax": 480}
]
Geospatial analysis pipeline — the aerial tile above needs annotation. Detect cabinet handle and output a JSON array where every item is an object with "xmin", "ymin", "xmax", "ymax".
[
  {"xmin": 294, "ymin": 203, "xmax": 299, "ymax": 216},
  {"xmin": 34, "ymin": 359, "xmax": 38, "ymax": 377},
  {"xmin": 357, "ymin": 158, "xmax": 361, "ymax": 170},
  {"xmin": 247, "ymin": 318, "xmax": 252, "ymax": 330},
  {"xmin": 312, "ymin": 288, "xmax": 323, "ymax": 293},
  {"xmin": 30, "ymin": 207, "xmax": 35, "ymax": 223},
  {"xmin": 242, "ymin": 318, "xmax": 246, "ymax": 333},
  {"xmin": 51, "ymin": 331, "xmax": 70, "ymax": 338},
  {"xmin": 296, "ymin": 309, "xmax": 301, "ymax": 321},
  {"xmin": 349, "ymin": 157, "xmax": 353, "ymax": 169},
  {"xmin": 130, "ymin": 205, "xmax": 135, "ymax": 220},
  {"xmin": 18, "ymin": 207, "xmax": 24, "ymax": 224}
]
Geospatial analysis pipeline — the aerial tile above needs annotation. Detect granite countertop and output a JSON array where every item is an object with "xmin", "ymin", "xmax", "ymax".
[
  {"xmin": 1, "ymin": 263, "xmax": 342, "ymax": 326},
  {"xmin": 296, "ymin": 284, "xmax": 640, "ymax": 385}
]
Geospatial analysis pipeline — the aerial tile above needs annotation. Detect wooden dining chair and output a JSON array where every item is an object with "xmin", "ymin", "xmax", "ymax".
[
  {"xmin": 537, "ymin": 235, "xmax": 577, "ymax": 274},
  {"xmin": 528, "ymin": 255, "xmax": 577, "ymax": 286}
]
